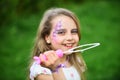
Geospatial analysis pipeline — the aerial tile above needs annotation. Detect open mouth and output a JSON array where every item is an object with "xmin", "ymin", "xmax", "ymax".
[{"xmin": 63, "ymin": 43, "xmax": 74, "ymax": 48}]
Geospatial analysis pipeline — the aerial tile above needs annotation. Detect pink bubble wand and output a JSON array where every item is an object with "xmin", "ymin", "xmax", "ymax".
[{"xmin": 34, "ymin": 43, "xmax": 100, "ymax": 64}]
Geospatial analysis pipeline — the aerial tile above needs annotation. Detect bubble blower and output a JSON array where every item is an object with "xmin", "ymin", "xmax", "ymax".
[{"xmin": 34, "ymin": 43, "xmax": 100, "ymax": 64}]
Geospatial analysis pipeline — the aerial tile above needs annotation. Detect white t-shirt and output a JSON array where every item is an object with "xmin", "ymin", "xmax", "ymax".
[{"xmin": 30, "ymin": 62, "xmax": 81, "ymax": 80}]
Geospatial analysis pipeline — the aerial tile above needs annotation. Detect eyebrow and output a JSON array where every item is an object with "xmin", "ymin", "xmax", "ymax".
[
  {"xmin": 55, "ymin": 29, "xmax": 66, "ymax": 33},
  {"xmin": 56, "ymin": 29, "xmax": 66, "ymax": 31},
  {"xmin": 55, "ymin": 28, "xmax": 78, "ymax": 32},
  {"xmin": 71, "ymin": 29, "xmax": 78, "ymax": 31}
]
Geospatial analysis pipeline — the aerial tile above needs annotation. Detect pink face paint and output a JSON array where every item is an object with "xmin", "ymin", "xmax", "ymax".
[
  {"xmin": 52, "ymin": 20, "xmax": 62, "ymax": 42},
  {"xmin": 55, "ymin": 20, "xmax": 62, "ymax": 30}
]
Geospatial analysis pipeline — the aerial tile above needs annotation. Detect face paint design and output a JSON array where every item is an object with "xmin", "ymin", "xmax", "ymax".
[{"xmin": 52, "ymin": 20, "xmax": 62, "ymax": 42}]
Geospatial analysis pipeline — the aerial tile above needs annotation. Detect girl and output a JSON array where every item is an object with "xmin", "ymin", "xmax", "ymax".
[{"xmin": 29, "ymin": 8, "xmax": 86, "ymax": 80}]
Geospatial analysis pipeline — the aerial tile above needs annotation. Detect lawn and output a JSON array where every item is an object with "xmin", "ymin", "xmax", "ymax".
[{"xmin": 0, "ymin": 1, "xmax": 120, "ymax": 80}]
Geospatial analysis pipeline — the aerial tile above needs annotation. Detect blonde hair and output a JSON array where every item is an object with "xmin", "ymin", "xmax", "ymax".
[{"xmin": 29, "ymin": 8, "xmax": 86, "ymax": 80}]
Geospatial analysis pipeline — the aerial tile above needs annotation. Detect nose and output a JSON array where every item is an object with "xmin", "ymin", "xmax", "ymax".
[{"xmin": 65, "ymin": 33, "xmax": 73, "ymax": 41}]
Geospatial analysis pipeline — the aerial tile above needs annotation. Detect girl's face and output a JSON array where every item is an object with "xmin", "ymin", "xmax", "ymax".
[{"xmin": 45, "ymin": 15, "xmax": 79, "ymax": 51}]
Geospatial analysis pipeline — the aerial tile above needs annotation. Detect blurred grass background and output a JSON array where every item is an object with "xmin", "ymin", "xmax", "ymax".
[{"xmin": 0, "ymin": 0, "xmax": 120, "ymax": 80}]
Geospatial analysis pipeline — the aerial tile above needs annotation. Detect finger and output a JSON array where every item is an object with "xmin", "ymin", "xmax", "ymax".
[
  {"xmin": 45, "ymin": 51, "xmax": 57, "ymax": 61},
  {"xmin": 40, "ymin": 54, "xmax": 45, "ymax": 63},
  {"xmin": 44, "ymin": 51, "xmax": 57, "ymax": 66}
]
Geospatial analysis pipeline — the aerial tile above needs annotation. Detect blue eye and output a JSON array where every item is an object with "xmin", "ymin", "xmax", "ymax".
[
  {"xmin": 56, "ymin": 29, "xmax": 66, "ymax": 35},
  {"xmin": 71, "ymin": 29, "xmax": 78, "ymax": 34},
  {"xmin": 57, "ymin": 31, "xmax": 64, "ymax": 34}
]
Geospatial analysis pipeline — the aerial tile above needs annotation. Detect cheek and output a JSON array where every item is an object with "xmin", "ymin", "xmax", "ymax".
[
  {"xmin": 51, "ymin": 33, "xmax": 58, "ymax": 43},
  {"xmin": 51, "ymin": 35, "xmax": 65, "ymax": 46},
  {"xmin": 50, "ymin": 36, "xmax": 63, "ymax": 50},
  {"xmin": 75, "ymin": 35, "xmax": 79, "ymax": 42},
  {"xmin": 51, "ymin": 34, "xmax": 61, "ymax": 44}
]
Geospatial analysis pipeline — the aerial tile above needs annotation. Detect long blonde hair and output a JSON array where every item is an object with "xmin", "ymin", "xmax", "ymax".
[{"xmin": 29, "ymin": 7, "xmax": 86, "ymax": 80}]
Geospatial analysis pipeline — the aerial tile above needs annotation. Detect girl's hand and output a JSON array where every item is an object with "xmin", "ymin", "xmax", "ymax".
[{"xmin": 39, "ymin": 50, "xmax": 61, "ymax": 70}]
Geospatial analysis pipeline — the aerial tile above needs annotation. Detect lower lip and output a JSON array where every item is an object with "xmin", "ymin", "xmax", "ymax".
[{"xmin": 65, "ymin": 46, "xmax": 73, "ymax": 49}]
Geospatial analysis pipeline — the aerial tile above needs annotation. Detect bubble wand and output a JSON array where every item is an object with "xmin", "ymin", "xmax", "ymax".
[{"xmin": 34, "ymin": 43, "xmax": 100, "ymax": 64}]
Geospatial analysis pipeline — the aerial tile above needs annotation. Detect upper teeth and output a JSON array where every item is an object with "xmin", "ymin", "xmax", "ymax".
[{"xmin": 66, "ymin": 44, "xmax": 72, "ymax": 46}]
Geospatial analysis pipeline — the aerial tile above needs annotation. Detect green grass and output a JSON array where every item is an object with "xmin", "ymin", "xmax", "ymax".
[{"xmin": 0, "ymin": 1, "xmax": 120, "ymax": 80}]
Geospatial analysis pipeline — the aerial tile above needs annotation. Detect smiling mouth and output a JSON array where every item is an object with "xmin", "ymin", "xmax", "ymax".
[{"xmin": 63, "ymin": 43, "xmax": 74, "ymax": 48}]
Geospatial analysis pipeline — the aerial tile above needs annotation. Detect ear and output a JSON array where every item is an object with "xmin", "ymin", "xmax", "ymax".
[{"xmin": 45, "ymin": 35, "xmax": 51, "ymax": 44}]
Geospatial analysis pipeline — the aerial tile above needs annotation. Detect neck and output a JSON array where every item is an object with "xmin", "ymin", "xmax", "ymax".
[{"xmin": 60, "ymin": 55, "xmax": 71, "ymax": 67}]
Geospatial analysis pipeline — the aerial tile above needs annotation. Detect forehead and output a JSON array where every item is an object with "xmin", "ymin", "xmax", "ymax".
[{"xmin": 51, "ymin": 15, "xmax": 77, "ymax": 29}]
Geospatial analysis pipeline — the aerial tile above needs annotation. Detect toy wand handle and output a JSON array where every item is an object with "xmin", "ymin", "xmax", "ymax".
[{"xmin": 33, "ymin": 49, "xmax": 64, "ymax": 64}]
